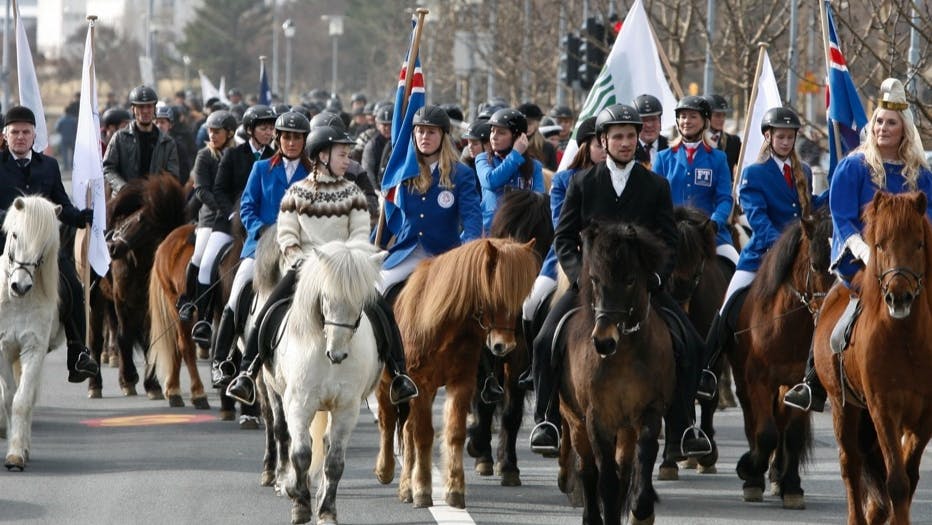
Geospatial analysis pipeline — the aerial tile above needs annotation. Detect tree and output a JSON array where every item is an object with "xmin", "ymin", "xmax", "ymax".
[{"xmin": 55, "ymin": 24, "xmax": 144, "ymax": 99}]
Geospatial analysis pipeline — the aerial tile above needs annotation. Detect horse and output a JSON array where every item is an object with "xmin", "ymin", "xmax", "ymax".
[
  {"xmin": 558, "ymin": 222, "xmax": 675, "ymax": 524},
  {"xmin": 0, "ymin": 196, "xmax": 63, "ymax": 471},
  {"xmin": 253, "ymin": 237, "xmax": 385, "ymax": 525},
  {"xmin": 725, "ymin": 209, "xmax": 833, "ymax": 508},
  {"xmin": 374, "ymin": 237, "xmax": 538, "ymax": 509},
  {"xmin": 87, "ymin": 173, "xmax": 187, "ymax": 399},
  {"xmin": 813, "ymin": 191, "xmax": 932, "ymax": 525},
  {"xmin": 466, "ymin": 190, "xmax": 552, "ymax": 486}
]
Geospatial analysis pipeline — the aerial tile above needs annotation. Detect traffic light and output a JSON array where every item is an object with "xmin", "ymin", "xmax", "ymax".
[
  {"xmin": 560, "ymin": 33, "xmax": 581, "ymax": 87},
  {"xmin": 577, "ymin": 17, "xmax": 606, "ymax": 90}
]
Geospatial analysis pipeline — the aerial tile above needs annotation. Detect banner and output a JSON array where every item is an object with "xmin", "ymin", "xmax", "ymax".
[
  {"xmin": 14, "ymin": 1, "xmax": 48, "ymax": 152},
  {"xmin": 824, "ymin": 0, "xmax": 867, "ymax": 179},
  {"xmin": 741, "ymin": 50, "xmax": 782, "ymax": 175},
  {"xmin": 258, "ymin": 60, "xmax": 271, "ymax": 106}
]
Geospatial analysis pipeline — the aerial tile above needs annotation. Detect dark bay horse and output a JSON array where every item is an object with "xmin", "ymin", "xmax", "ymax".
[
  {"xmin": 726, "ymin": 209, "xmax": 833, "ymax": 508},
  {"xmin": 466, "ymin": 190, "xmax": 552, "ymax": 486},
  {"xmin": 374, "ymin": 237, "xmax": 538, "ymax": 509},
  {"xmin": 814, "ymin": 191, "xmax": 932, "ymax": 525},
  {"xmin": 559, "ymin": 222, "xmax": 675, "ymax": 524}
]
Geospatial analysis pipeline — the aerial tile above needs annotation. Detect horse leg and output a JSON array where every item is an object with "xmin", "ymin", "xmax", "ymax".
[
  {"xmin": 869, "ymin": 408, "xmax": 911, "ymax": 524},
  {"xmin": 777, "ymin": 410, "xmax": 810, "ymax": 509},
  {"xmin": 408, "ymin": 388, "xmax": 435, "ymax": 508},
  {"xmin": 283, "ymin": 389, "xmax": 314, "ymax": 524},
  {"xmin": 316, "ymin": 403, "xmax": 360, "ymax": 525},
  {"xmin": 718, "ymin": 361, "xmax": 738, "ymax": 408},
  {"xmin": 87, "ymin": 296, "xmax": 105, "ymax": 398},
  {"xmin": 833, "ymin": 403, "xmax": 870, "ymax": 525},
  {"xmin": 115, "ymin": 329, "xmax": 138, "ymax": 396},
  {"xmin": 259, "ymin": 378, "xmax": 277, "ymax": 487},
  {"xmin": 629, "ymin": 410, "xmax": 663, "ymax": 524},
  {"xmin": 696, "ymin": 394, "xmax": 719, "ymax": 473},
  {"xmin": 374, "ymin": 371, "xmax": 397, "ymax": 484},
  {"xmin": 0, "ymin": 357, "xmax": 14, "ymax": 440},
  {"xmin": 466, "ymin": 389, "xmax": 494, "ymax": 476},
  {"xmin": 5, "ymin": 349, "xmax": 43, "ymax": 471},
  {"xmin": 441, "ymin": 380, "xmax": 472, "ymax": 509},
  {"xmin": 164, "ymin": 333, "xmax": 184, "ymax": 407},
  {"xmin": 572, "ymin": 422, "xmax": 603, "ymax": 525},
  {"xmin": 588, "ymin": 419, "xmax": 622, "ymax": 525},
  {"xmin": 736, "ymin": 372, "xmax": 777, "ymax": 502},
  {"xmin": 495, "ymin": 373, "xmax": 524, "ymax": 486},
  {"xmin": 180, "ymin": 335, "xmax": 208, "ymax": 409}
]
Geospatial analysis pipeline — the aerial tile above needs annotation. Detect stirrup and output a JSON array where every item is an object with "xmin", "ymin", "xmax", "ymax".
[
  {"xmin": 388, "ymin": 374, "xmax": 419, "ymax": 405},
  {"xmin": 191, "ymin": 320, "xmax": 213, "ymax": 348},
  {"xmin": 695, "ymin": 368, "xmax": 719, "ymax": 401},
  {"xmin": 211, "ymin": 360, "xmax": 237, "ymax": 388},
  {"xmin": 226, "ymin": 373, "xmax": 257, "ymax": 405},
  {"xmin": 480, "ymin": 374, "xmax": 504, "ymax": 404},
  {"xmin": 783, "ymin": 382, "xmax": 823, "ymax": 412},
  {"xmin": 680, "ymin": 426, "xmax": 713, "ymax": 458},
  {"xmin": 529, "ymin": 421, "xmax": 560, "ymax": 456},
  {"xmin": 177, "ymin": 300, "xmax": 196, "ymax": 322}
]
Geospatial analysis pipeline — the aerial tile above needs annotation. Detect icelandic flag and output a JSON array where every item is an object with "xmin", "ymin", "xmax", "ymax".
[
  {"xmin": 258, "ymin": 60, "xmax": 271, "ymax": 106},
  {"xmin": 381, "ymin": 20, "xmax": 426, "ymax": 237},
  {"xmin": 825, "ymin": 1, "xmax": 867, "ymax": 179}
]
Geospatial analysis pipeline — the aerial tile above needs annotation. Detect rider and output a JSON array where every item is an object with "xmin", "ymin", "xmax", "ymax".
[
  {"xmin": 176, "ymin": 110, "xmax": 238, "ymax": 347},
  {"xmin": 696, "ymin": 107, "xmax": 826, "ymax": 400},
  {"xmin": 784, "ymin": 78, "xmax": 932, "ymax": 412},
  {"xmin": 474, "ymin": 108, "xmax": 545, "ymax": 234},
  {"xmin": 0, "ymin": 105, "xmax": 98, "ymax": 382},
  {"xmin": 210, "ymin": 111, "xmax": 311, "ymax": 391},
  {"xmin": 528, "ymin": 104, "xmax": 712, "ymax": 458},
  {"xmin": 633, "ymin": 94, "xmax": 668, "ymax": 169},
  {"xmin": 226, "ymin": 125, "xmax": 420, "ymax": 406},
  {"xmin": 653, "ymin": 96, "xmax": 738, "ymax": 273}
]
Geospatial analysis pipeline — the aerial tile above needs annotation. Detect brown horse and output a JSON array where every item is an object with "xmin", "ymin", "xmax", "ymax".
[
  {"xmin": 374, "ymin": 237, "xmax": 537, "ymax": 509},
  {"xmin": 814, "ymin": 191, "xmax": 932, "ymax": 525},
  {"xmin": 727, "ymin": 209, "xmax": 833, "ymax": 508},
  {"xmin": 559, "ymin": 222, "xmax": 675, "ymax": 524}
]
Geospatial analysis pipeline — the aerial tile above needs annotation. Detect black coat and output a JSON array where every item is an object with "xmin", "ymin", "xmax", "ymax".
[
  {"xmin": 717, "ymin": 131, "xmax": 741, "ymax": 175},
  {"xmin": 554, "ymin": 161, "xmax": 677, "ymax": 285},
  {"xmin": 635, "ymin": 135, "xmax": 669, "ymax": 165},
  {"xmin": 213, "ymin": 142, "xmax": 274, "ymax": 233}
]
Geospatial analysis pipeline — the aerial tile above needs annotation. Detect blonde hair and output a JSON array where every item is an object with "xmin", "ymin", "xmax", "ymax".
[
  {"xmin": 407, "ymin": 134, "xmax": 458, "ymax": 194},
  {"xmin": 756, "ymin": 131, "xmax": 813, "ymax": 216},
  {"xmin": 855, "ymin": 106, "xmax": 929, "ymax": 191},
  {"xmin": 208, "ymin": 133, "xmax": 234, "ymax": 160}
]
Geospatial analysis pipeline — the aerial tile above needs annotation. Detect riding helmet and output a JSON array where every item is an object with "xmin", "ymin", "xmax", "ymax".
[
  {"xmin": 242, "ymin": 104, "xmax": 276, "ymax": 131},
  {"xmin": 274, "ymin": 111, "xmax": 311, "ymax": 135},
  {"xmin": 704, "ymin": 94, "xmax": 731, "ymax": 114},
  {"xmin": 463, "ymin": 120, "xmax": 492, "ymax": 142},
  {"xmin": 154, "ymin": 105, "xmax": 174, "ymax": 125},
  {"xmin": 488, "ymin": 108, "xmax": 528, "ymax": 136},
  {"xmin": 306, "ymin": 125, "xmax": 355, "ymax": 159},
  {"xmin": 595, "ymin": 104, "xmax": 643, "ymax": 135},
  {"xmin": 633, "ymin": 94, "xmax": 663, "ymax": 117},
  {"xmin": 128, "ymin": 85, "xmax": 158, "ymax": 106},
  {"xmin": 206, "ymin": 110, "xmax": 237, "ymax": 134},
  {"xmin": 102, "ymin": 108, "xmax": 132, "ymax": 128},
  {"xmin": 374, "ymin": 104, "xmax": 394, "ymax": 124},
  {"xmin": 516, "ymin": 102, "xmax": 545, "ymax": 121},
  {"xmin": 575, "ymin": 116, "xmax": 598, "ymax": 146},
  {"xmin": 310, "ymin": 110, "xmax": 347, "ymax": 132},
  {"xmin": 760, "ymin": 107, "xmax": 802, "ymax": 135},
  {"xmin": 674, "ymin": 96, "xmax": 712, "ymax": 120},
  {"xmin": 549, "ymin": 105, "xmax": 574, "ymax": 120},
  {"xmin": 412, "ymin": 105, "xmax": 451, "ymax": 134}
]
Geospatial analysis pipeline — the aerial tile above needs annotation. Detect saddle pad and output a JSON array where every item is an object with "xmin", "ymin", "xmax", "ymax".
[
  {"xmin": 656, "ymin": 306, "xmax": 687, "ymax": 364},
  {"xmin": 550, "ymin": 306, "xmax": 582, "ymax": 368},
  {"xmin": 723, "ymin": 286, "xmax": 750, "ymax": 333},
  {"xmin": 209, "ymin": 240, "xmax": 235, "ymax": 283},
  {"xmin": 830, "ymin": 296, "xmax": 861, "ymax": 355},
  {"xmin": 233, "ymin": 282, "xmax": 255, "ymax": 333},
  {"xmin": 257, "ymin": 297, "xmax": 291, "ymax": 362}
]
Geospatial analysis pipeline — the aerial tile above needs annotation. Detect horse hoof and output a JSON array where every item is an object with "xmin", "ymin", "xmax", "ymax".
[
  {"xmin": 782, "ymin": 493, "xmax": 805, "ymax": 510},
  {"xmin": 412, "ymin": 492, "xmax": 432, "ymax": 508},
  {"xmin": 770, "ymin": 481, "xmax": 781, "ymax": 496},
  {"xmin": 122, "ymin": 386, "xmax": 137, "ymax": 396},
  {"xmin": 500, "ymin": 471, "xmax": 521, "ymax": 487},
  {"xmin": 374, "ymin": 466, "xmax": 394, "ymax": 485},
  {"xmin": 108, "ymin": 356, "xmax": 120, "ymax": 368},
  {"xmin": 399, "ymin": 487, "xmax": 413, "ymax": 504},
  {"xmin": 4, "ymin": 454, "xmax": 24, "ymax": 471},
  {"xmin": 697, "ymin": 463, "xmax": 717, "ymax": 474},
  {"xmin": 218, "ymin": 409, "xmax": 235, "ymax": 421},
  {"xmin": 465, "ymin": 438, "xmax": 481, "ymax": 458},
  {"xmin": 630, "ymin": 512, "xmax": 655, "ymax": 525},
  {"xmin": 445, "ymin": 491, "xmax": 465, "ymax": 509},
  {"xmin": 291, "ymin": 503, "xmax": 312, "ymax": 524},
  {"xmin": 192, "ymin": 396, "xmax": 210, "ymax": 410},
  {"xmin": 657, "ymin": 466, "xmax": 678, "ymax": 481},
  {"xmin": 87, "ymin": 388, "xmax": 102, "ymax": 399},
  {"xmin": 147, "ymin": 390, "xmax": 165, "ymax": 401},
  {"xmin": 197, "ymin": 346, "xmax": 210, "ymax": 360},
  {"xmin": 240, "ymin": 417, "xmax": 260, "ymax": 430},
  {"xmin": 260, "ymin": 470, "xmax": 275, "ymax": 487},
  {"xmin": 678, "ymin": 457, "xmax": 698, "ymax": 470},
  {"xmin": 743, "ymin": 486, "xmax": 764, "ymax": 502},
  {"xmin": 99, "ymin": 353, "xmax": 109, "ymax": 365},
  {"xmin": 168, "ymin": 394, "xmax": 185, "ymax": 407},
  {"xmin": 316, "ymin": 514, "xmax": 337, "ymax": 525},
  {"xmin": 475, "ymin": 460, "xmax": 493, "ymax": 476}
]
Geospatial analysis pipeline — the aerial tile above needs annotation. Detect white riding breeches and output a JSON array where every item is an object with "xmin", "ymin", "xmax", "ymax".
[
  {"xmin": 197, "ymin": 231, "xmax": 234, "ymax": 285},
  {"xmin": 720, "ymin": 270, "xmax": 756, "ymax": 313},
  {"xmin": 378, "ymin": 244, "xmax": 429, "ymax": 294},
  {"xmin": 225, "ymin": 257, "xmax": 255, "ymax": 309},
  {"xmin": 522, "ymin": 275, "xmax": 557, "ymax": 321},
  {"xmin": 716, "ymin": 243, "xmax": 740, "ymax": 266}
]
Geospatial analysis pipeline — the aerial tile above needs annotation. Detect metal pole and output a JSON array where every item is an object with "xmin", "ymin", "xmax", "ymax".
[
  {"xmin": 907, "ymin": 0, "xmax": 922, "ymax": 99},
  {"xmin": 2, "ymin": 0, "xmax": 10, "ymax": 112},
  {"xmin": 271, "ymin": 1, "xmax": 279, "ymax": 97},
  {"xmin": 285, "ymin": 35, "xmax": 292, "ymax": 104},
  {"xmin": 703, "ymin": 0, "xmax": 716, "ymax": 94},
  {"xmin": 555, "ymin": 2, "xmax": 566, "ymax": 106},
  {"xmin": 786, "ymin": 0, "xmax": 798, "ymax": 107},
  {"xmin": 521, "ymin": 0, "xmax": 530, "ymax": 101},
  {"xmin": 331, "ymin": 35, "xmax": 338, "ymax": 97},
  {"xmin": 486, "ymin": 0, "xmax": 496, "ymax": 101},
  {"xmin": 806, "ymin": 5, "xmax": 815, "ymax": 123},
  {"xmin": 146, "ymin": 0, "xmax": 153, "ymax": 59}
]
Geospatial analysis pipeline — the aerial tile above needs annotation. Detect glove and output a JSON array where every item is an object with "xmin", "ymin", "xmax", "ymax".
[
  {"xmin": 79, "ymin": 208, "xmax": 94, "ymax": 227},
  {"xmin": 284, "ymin": 245, "xmax": 304, "ymax": 270},
  {"xmin": 847, "ymin": 234, "xmax": 871, "ymax": 264}
]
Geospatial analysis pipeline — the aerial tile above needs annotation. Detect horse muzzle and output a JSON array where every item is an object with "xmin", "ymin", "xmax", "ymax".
[
  {"xmin": 884, "ymin": 290, "xmax": 915, "ymax": 319},
  {"xmin": 9, "ymin": 281, "xmax": 31, "ymax": 297},
  {"xmin": 326, "ymin": 350, "xmax": 348, "ymax": 364}
]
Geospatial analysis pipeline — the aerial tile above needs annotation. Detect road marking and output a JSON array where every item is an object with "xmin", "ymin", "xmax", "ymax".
[
  {"xmin": 81, "ymin": 413, "xmax": 216, "ymax": 427},
  {"xmin": 366, "ymin": 393, "xmax": 477, "ymax": 525}
]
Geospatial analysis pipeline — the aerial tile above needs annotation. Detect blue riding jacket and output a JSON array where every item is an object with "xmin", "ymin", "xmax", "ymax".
[
  {"xmin": 475, "ymin": 149, "xmax": 544, "ymax": 234},
  {"xmin": 653, "ymin": 142, "xmax": 734, "ymax": 247},
  {"xmin": 239, "ymin": 157, "xmax": 309, "ymax": 258}
]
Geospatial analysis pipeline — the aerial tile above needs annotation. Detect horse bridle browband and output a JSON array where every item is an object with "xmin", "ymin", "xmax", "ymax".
[
  {"xmin": 473, "ymin": 310, "xmax": 516, "ymax": 334},
  {"xmin": 877, "ymin": 266, "xmax": 924, "ymax": 298},
  {"xmin": 323, "ymin": 315, "xmax": 362, "ymax": 331},
  {"xmin": 592, "ymin": 293, "xmax": 652, "ymax": 335}
]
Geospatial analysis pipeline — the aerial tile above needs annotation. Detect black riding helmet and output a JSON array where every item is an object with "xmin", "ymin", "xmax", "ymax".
[
  {"xmin": 704, "ymin": 94, "xmax": 731, "ymax": 114},
  {"xmin": 375, "ymin": 104, "xmax": 394, "ymax": 124},
  {"xmin": 310, "ymin": 110, "xmax": 347, "ymax": 132},
  {"xmin": 516, "ymin": 102, "xmax": 545, "ymax": 121},
  {"xmin": 488, "ymin": 108, "xmax": 528, "ymax": 136},
  {"xmin": 129, "ymin": 85, "xmax": 158, "ymax": 105},
  {"xmin": 206, "ymin": 110, "xmax": 237, "ymax": 134},
  {"xmin": 242, "ymin": 104, "xmax": 276, "ymax": 133},
  {"xmin": 549, "ymin": 105, "xmax": 574, "ymax": 120},
  {"xmin": 102, "ymin": 108, "xmax": 132, "ymax": 128},
  {"xmin": 575, "ymin": 116, "xmax": 598, "ymax": 146},
  {"xmin": 761, "ymin": 107, "xmax": 802, "ymax": 135},
  {"xmin": 674, "ymin": 96, "xmax": 712, "ymax": 121},
  {"xmin": 274, "ymin": 111, "xmax": 311, "ymax": 135},
  {"xmin": 463, "ymin": 120, "xmax": 491, "ymax": 142},
  {"xmin": 633, "ymin": 94, "xmax": 663, "ymax": 117},
  {"xmin": 412, "ymin": 105, "xmax": 451, "ymax": 134},
  {"xmin": 306, "ymin": 125, "xmax": 354, "ymax": 161},
  {"xmin": 595, "ymin": 104, "xmax": 643, "ymax": 136}
]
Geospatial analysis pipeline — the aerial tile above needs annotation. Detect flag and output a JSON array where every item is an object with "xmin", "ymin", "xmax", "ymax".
[
  {"xmin": 72, "ymin": 21, "xmax": 110, "ymax": 277},
  {"xmin": 380, "ymin": 19, "xmax": 426, "ymax": 236},
  {"xmin": 199, "ymin": 70, "xmax": 221, "ymax": 104},
  {"xmin": 741, "ymin": 49, "xmax": 782, "ymax": 175},
  {"xmin": 558, "ymin": 0, "xmax": 677, "ymax": 171},
  {"xmin": 825, "ymin": 0, "xmax": 867, "ymax": 179},
  {"xmin": 258, "ymin": 60, "xmax": 271, "ymax": 105},
  {"xmin": 217, "ymin": 76, "xmax": 231, "ymax": 105},
  {"xmin": 14, "ymin": 2, "xmax": 48, "ymax": 152}
]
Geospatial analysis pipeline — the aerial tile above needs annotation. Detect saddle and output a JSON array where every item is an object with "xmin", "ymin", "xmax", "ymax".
[
  {"xmin": 723, "ymin": 287, "xmax": 750, "ymax": 335},
  {"xmin": 830, "ymin": 296, "xmax": 861, "ymax": 355},
  {"xmin": 209, "ymin": 241, "xmax": 236, "ymax": 283},
  {"xmin": 234, "ymin": 282, "xmax": 255, "ymax": 334},
  {"xmin": 257, "ymin": 296, "xmax": 291, "ymax": 362},
  {"xmin": 656, "ymin": 306, "xmax": 689, "ymax": 367}
]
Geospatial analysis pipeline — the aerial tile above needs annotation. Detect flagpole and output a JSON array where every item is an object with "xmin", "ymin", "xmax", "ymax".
[
  {"xmin": 728, "ymin": 42, "xmax": 767, "ymax": 225},
  {"xmin": 648, "ymin": 19, "xmax": 684, "ymax": 98},
  {"xmin": 82, "ymin": 14, "xmax": 97, "ymax": 348},
  {"xmin": 374, "ymin": 7, "xmax": 429, "ymax": 248},
  {"xmin": 819, "ymin": 0, "xmax": 844, "ymax": 159}
]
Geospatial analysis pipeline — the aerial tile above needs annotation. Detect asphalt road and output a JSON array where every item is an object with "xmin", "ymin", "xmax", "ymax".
[{"xmin": 3, "ymin": 349, "xmax": 932, "ymax": 525}]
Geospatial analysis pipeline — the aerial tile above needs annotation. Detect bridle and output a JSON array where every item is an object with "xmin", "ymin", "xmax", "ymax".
[
  {"xmin": 592, "ymin": 292, "xmax": 652, "ymax": 335},
  {"xmin": 672, "ymin": 258, "xmax": 705, "ymax": 304},
  {"xmin": 474, "ymin": 308, "xmax": 516, "ymax": 350},
  {"xmin": 786, "ymin": 262, "xmax": 829, "ymax": 317},
  {"xmin": 877, "ymin": 266, "xmax": 924, "ymax": 298},
  {"xmin": 6, "ymin": 234, "xmax": 46, "ymax": 282}
]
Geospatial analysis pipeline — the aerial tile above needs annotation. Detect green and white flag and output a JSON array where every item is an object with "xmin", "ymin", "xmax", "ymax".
[{"xmin": 559, "ymin": 0, "xmax": 677, "ymax": 170}]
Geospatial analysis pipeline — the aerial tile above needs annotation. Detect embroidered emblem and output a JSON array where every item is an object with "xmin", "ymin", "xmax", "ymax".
[
  {"xmin": 437, "ymin": 190, "xmax": 455, "ymax": 209},
  {"xmin": 694, "ymin": 168, "xmax": 713, "ymax": 187}
]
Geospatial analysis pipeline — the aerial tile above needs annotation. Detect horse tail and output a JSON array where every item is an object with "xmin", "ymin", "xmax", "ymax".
[
  {"xmin": 309, "ymin": 411, "xmax": 329, "ymax": 483},
  {"xmin": 147, "ymin": 261, "xmax": 179, "ymax": 390}
]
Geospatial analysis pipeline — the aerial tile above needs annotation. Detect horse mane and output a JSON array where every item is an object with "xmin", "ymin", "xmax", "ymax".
[
  {"xmin": 489, "ymin": 190, "xmax": 553, "ymax": 262},
  {"xmin": 107, "ymin": 178, "xmax": 147, "ymax": 226},
  {"xmin": 1, "ymin": 196, "xmax": 60, "ymax": 303},
  {"xmin": 288, "ymin": 240, "xmax": 382, "ymax": 342},
  {"xmin": 396, "ymin": 238, "xmax": 538, "ymax": 351},
  {"xmin": 674, "ymin": 206, "xmax": 716, "ymax": 264},
  {"xmin": 138, "ymin": 173, "xmax": 187, "ymax": 237},
  {"xmin": 751, "ymin": 220, "xmax": 804, "ymax": 303},
  {"xmin": 253, "ymin": 224, "xmax": 282, "ymax": 297}
]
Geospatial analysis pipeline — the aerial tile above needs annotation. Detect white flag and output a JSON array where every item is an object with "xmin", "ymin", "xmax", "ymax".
[
  {"xmin": 558, "ymin": 0, "xmax": 678, "ymax": 171},
  {"xmin": 14, "ymin": 2, "xmax": 48, "ymax": 152},
  {"xmin": 72, "ymin": 21, "xmax": 110, "ymax": 277},
  {"xmin": 199, "ymin": 70, "xmax": 221, "ymax": 105},
  {"xmin": 217, "ymin": 76, "xmax": 231, "ymax": 105},
  {"xmin": 740, "ymin": 50, "xmax": 783, "ymax": 175}
]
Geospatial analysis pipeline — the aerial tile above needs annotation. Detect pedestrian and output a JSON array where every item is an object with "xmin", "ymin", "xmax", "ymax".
[{"xmin": 55, "ymin": 100, "xmax": 78, "ymax": 171}]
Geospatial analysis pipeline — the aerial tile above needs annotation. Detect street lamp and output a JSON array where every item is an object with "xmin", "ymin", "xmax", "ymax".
[
  {"xmin": 321, "ymin": 15, "xmax": 343, "ymax": 97},
  {"xmin": 182, "ymin": 55, "xmax": 191, "ymax": 93},
  {"xmin": 282, "ymin": 18, "xmax": 295, "ymax": 104}
]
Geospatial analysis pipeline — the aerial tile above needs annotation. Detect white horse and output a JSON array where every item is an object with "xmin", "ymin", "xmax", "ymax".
[
  {"xmin": 0, "ymin": 196, "xmax": 63, "ymax": 471},
  {"xmin": 257, "ymin": 238, "xmax": 385, "ymax": 525}
]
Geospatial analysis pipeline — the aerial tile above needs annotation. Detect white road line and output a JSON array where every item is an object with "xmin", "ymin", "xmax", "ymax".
[{"xmin": 366, "ymin": 393, "xmax": 478, "ymax": 525}]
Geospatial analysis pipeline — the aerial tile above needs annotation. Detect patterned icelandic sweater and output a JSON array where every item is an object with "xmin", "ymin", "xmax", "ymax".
[{"xmin": 277, "ymin": 171, "xmax": 371, "ymax": 267}]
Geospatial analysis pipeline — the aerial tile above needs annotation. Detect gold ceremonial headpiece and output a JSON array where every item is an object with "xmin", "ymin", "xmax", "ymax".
[{"xmin": 878, "ymin": 78, "xmax": 909, "ymax": 111}]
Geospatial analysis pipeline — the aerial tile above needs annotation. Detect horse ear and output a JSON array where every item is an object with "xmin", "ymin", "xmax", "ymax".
[
  {"xmin": 54, "ymin": 205, "xmax": 62, "ymax": 218},
  {"xmin": 702, "ymin": 218, "xmax": 716, "ymax": 238},
  {"xmin": 13, "ymin": 197, "xmax": 24, "ymax": 211},
  {"xmin": 912, "ymin": 191, "xmax": 927, "ymax": 215},
  {"xmin": 871, "ymin": 190, "xmax": 889, "ymax": 209},
  {"xmin": 522, "ymin": 239, "xmax": 536, "ymax": 252}
]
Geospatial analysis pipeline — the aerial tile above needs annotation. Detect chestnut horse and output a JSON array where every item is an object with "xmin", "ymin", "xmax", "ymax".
[
  {"xmin": 560, "ymin": 222, "xmax": 675, "ymax": 524},
  {"xmin": 814, "ymin": 191, "xmax": 932, "ymax": 525},
  {"xmin": 727, "ymin": 209, "xmax": 833, "ymax": 508},
  {"xmin": 374, "ymin": 237, "xmax": 537, "ymax": 509}
]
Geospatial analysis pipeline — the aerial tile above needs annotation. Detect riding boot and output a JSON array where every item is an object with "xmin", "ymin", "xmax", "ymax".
[
  {"xmin": 783, "ymin": 344, "xmax": 827, "ymax": 412},
  {"xmin": 227, "ymin": 269, "xmax": 298, "ymax": 405},
  {"xmin": 61, "ymin": 258, "xmax": 98, "ymax": 383},
  {"xmin": 191, "ymin": 282, "xmax": 214, "ymax": 348},
  {"xmin": 478, "ymin": 351, "xmax": 504, "ymax": 405},
  {"xmin": 177, "ymin": 263, "xmax": 199, "ymax": 322},
  {"xmin": 368, "ymin": 294, "xmax": 418, "ymax": 405},
  {"xmin": 211, "ymin": 306, "xmax": 237, "ymax": 388},
  {"xmin": 696, "ymin": 312, "xmax": 726, "ymax": 401},
  {"xmin": 517, "ymin": 318, "xmax": 535, "ymax": 391}
]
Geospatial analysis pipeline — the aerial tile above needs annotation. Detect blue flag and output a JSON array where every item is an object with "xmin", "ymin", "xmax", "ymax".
[
  {"xmin": 381, "ymin": 20, "xmax": 426, "ymax": 236},
  {"xmin": 258, "ymin": 60, "xmax": 271, "ymax": 106},
  {"xmin": 825, "ymin": 1, "xmax": 867, "ymax": 180}
]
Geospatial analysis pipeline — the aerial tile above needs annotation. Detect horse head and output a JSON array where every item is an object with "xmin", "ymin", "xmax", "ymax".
[
  {"xmin": 2, "ymin": 196, "xmax": 60, "ymax": 299},
  {"xmin": 864, "ymin": 191, "xmax": 930, "ymax": 319},
  {"xmin": 106, "ymin": 173, "xmax": 187, "ymax": 261},
  {"xmin": 106, "ymin": 209, "xmax": 145, "ymax": 260},
  {"xmin": 474, "ymin": 238, "xmax": 538, "ymax": 357},
  {"xmin": 581, "ymin": 222, "xmax": 667, "ymax": 357},
  {"xmin": 670, "ymin": 206, "xmax": 716, "ymax": 309},
  {"xmin": 794, "ymin": 209, "xmax": 835, "ymax": 314}
]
